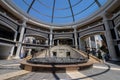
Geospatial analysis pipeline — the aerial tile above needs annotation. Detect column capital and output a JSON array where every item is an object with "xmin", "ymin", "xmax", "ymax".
[
  {"xmin": 72, "ymin": 25, "xmax": 77, "ymax": 29},
  {"xmin": 50, "ymin": 28, "xmax": 53, "ymax": 31},
  {"xmin": 50, "ymin": 27, "xmax": 53, "ymax": 33},
  {"xmin": 101, "ymin": 12, "xmax": 109, "ymax": 23},
  {"xmin": 72, "ymin": 25, "xmax": 77, "ymax": 33},
  {"xmin": 101, "ymin": 11, "xmax": 112, "ymax": 20},
  {"xmin": 21, "ymin": 17, "xmax": 28, "ymax": 25},
  {"xmin": 22, "ymin": 17, "xmax": 28, "ymax": 22}
]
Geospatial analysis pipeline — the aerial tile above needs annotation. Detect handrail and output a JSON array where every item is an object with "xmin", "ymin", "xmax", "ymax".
[
  {"xmin": 72, "ymin": 48, "xmax": 88, "ymax": 58},
  {"xmin": 0, "ymin": 37, "xmax": 16, "ymax": 44},
  {"xmin": 22, "ymin": 43, "xmax": 49, "ymax": 47},
  {"xmin": 72, "ymin": 48, "xmax": 102, "ymax": 63},
  {"xmin": 78, "ymin": 23, "xmax": 103, "ymax": 32},
  {"xmin": 26, "ymin": 27, "xmax": 49, "ymax": 34},
  {"xmin": 0, "ymin": 12, "xmax": 19, "ymax": 25}
]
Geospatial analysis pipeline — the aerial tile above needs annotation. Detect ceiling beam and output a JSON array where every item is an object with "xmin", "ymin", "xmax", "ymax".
[
  {"xmin": 68, "ymin": 0, "xmax": 75, "ymax": 22},
  {"xmin": 95, "ymin": 0, "xmax": 101, "ymax": 7},
  {"xmin": 27, "ymin": 0, "xmax": 35, "ymax": 13},
  {"xmin": 51, "ymin": 0, "xmax": 56, "ymax": 23}
]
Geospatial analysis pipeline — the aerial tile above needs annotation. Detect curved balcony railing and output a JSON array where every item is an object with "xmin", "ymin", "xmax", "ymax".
[
  {"xmin": 0, "ymin": 37, "xmax": 16, "ymax": 45},
  {"xmin": 0, "ymin": 12, "xmax": 19, "ymax": 31}
]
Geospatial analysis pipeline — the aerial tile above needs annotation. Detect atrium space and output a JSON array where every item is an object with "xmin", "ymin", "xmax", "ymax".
[{"xmin": 0, "ymin": 0, "xmax": 120, "ymax": 80}]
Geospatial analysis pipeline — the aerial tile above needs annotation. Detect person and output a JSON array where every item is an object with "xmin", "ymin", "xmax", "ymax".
[
  {"xmin": 31, "ymin": 50, "xmax": 35, "ymax": 58},
  {"xmin": 92, "ymin": 48, "xmax": 96, "ymax": 56},
  {"xmin": 24, "ymin": 50, "xmax": 28, "ymax": 58},
  {"xmin": 86, "ymin": 47, "xmax": 90, "ymax": 59},
  {"xmin": 100, "ymin": 45, "xmax": 110, "ymax": 61},
  {"xmin": 104, "ymin": 52, "xmax": 110, "ymax": 61},
  {"xmin": 97, "ymin": 50, "xmax": 102, "ymax": 59}
]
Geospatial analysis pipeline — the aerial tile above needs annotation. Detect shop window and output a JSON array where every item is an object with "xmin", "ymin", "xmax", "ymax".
[
  {"xmin": 53, "ymin": 52, "xmax": 57, "ymax": 57},
  {"xmin": 66, "ymin": 52, "xmax": 70, "ymax": 57}
]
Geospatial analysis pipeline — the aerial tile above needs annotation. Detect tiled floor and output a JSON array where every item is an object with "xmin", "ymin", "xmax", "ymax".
[{"xmin": 0, "ymin": 59, "xmax": 120, "ymax": 80}]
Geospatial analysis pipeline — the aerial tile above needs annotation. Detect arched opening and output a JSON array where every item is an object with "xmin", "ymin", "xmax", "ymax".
[
  {"xmin": 24, "ymin": 35, "xmax": 48, "ymax": 45},
  {"xmin": 54, "ymin": 38, "xmax": 73, "ymax": 46},
  {"xmin": 79, "ymin": 32, "xmax": 110, "ymax": 61},
  {"xmin": 0, "ymin": 24, "xmax": 15, "ymax": 59},
  {"xmin": 20, "ymin": 35, "xmax": 48, "ymax": 59}
]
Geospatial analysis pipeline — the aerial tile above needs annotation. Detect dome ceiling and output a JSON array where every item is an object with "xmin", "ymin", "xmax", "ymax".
[{"xmin": 12, "ymin": 0, "xmax": 107, "ymax": 26}]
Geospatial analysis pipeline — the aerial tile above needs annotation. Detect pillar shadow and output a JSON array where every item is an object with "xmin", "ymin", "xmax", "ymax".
[
  {"xmin": 51, "ymin": 64, "xmax": 60, "ymax": 80},
  {"xmin": 72, "ymin": 63, "xmax": 111, "ymax": 80}
]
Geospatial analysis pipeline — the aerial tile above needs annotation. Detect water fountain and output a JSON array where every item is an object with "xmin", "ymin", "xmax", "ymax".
[{"xmin": 20, "ymin": 45, "xmax": 93, "ymax": 72}]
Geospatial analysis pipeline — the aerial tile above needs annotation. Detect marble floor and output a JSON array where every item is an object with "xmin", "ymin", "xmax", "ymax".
[{"xmin": 0, "ymin": 59, "xmax": 120, "ymax": 80}]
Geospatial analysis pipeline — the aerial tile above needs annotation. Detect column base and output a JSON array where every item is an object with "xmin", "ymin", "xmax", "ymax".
[
  {"xmin": 13, "ymin": 56, "xmax": 20, "ymax": 59},
  {"xmin": 75, "ymin": 46, "xmax": 78, "ymax": 49},
  {"xmin": 7, "ymin": 56, "xmax": 13, "ymax": 60}
]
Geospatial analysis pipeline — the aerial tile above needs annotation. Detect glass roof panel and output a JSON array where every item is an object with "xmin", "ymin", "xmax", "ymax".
[
  {"xmin": 98, "ymin": 0, "xmax": 107, "ymax": 6},
  {"xmin": 11, "ymin": 0, "xmax": 107, "ymax": 26},
  {"xmin": 12, "ymin": 0, "xmax": 29, "ymax": 11},
  {"xmin": 32, "ymin": 0, "xmax": 52, "ymax": 17},
  {"xmin": 53, "ymin": 17, "xmax": 73, "ymax": 25},
  {"xmin": 54, "ymin": 9, "xmax": 72, "ymax": 18},
  {"xmin": 75, "ymin": 1, "xmax": 99, "ymax": 21},
  {"xmin": 55, "ymin": 0, "xmax": 68, "ymax": 9},
  {"xmin": 38, "ymin": 0, "xmax": 53, "ymax": 8},
  {"xmin": 73, "ymin": 0, "xmax": 95, "ymax": 16},
  {"xmin": 29, "ymin": 9, "xmax": 51, "ymax": 23}
]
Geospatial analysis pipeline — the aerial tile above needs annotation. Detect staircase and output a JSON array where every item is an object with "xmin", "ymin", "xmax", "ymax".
[{"xmin": 34, "ymin": 45, "xmax": 102, "ymax": 63}]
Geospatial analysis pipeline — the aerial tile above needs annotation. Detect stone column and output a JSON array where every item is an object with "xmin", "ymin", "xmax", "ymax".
[
  {"xmin": 48, "ymin": 28, "xmax": 53, "ymax": 57},
  {"xmin": 45, "ymin": 39, "xmax": 48, "ymax": 45},
  {"xmin": 73, "ymin": 27, "xmax": 78, "ymax": 49},
  {"xmin": 57, "ymin": 40, "xmax": 59, "ymax": 45},
  {"xmin": 102, "ymin": 13, "xmax": 118, "ymax": 60},
  {"xmin": 95, "ymin": 35, "xmax": 98, "ymax": 50},
  {"xmin": 28, "ymin": 49, "xmax": 32, "ymax": 56},
  {"xmin": 15, "ymin": 20, "xmax": 26, "ymax": 59},
  {"xmin": 78, "ymin": 37, "xmax": 86, "ymax": 51},
  {"xmin": 78, "ymin": 37, "xmax": 82, "ymax": 50},
  {"xmin": 49, "ymin": 28, "xmax": 53, "ymax": 47},
  {"xmin": 88, "ymin": 37, "xmax": 92, "ymax": 50}
]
